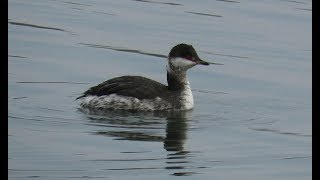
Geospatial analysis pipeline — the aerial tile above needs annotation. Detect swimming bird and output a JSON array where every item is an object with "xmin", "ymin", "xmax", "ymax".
[{"xmin": 77, "ymin": 43, "xmax": 221, "ymax": 111}]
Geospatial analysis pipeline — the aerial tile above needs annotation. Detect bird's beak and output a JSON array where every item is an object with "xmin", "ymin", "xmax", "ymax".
[
  {"xmin": 197, "ymin": 58, "xmax": 210, "ymax": 65},
  {"xmin": 197, "ymin": 57, "xmax": 223, "ymax": 65}
]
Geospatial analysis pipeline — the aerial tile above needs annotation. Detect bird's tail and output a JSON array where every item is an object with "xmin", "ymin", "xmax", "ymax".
[{"xmin": 75, "ymin": 94, "xmax": 85, "ymax": 101}]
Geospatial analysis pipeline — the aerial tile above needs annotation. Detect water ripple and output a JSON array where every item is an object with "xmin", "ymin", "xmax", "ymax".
[
  {"xmin": 8, "ymin": 54, "xmax": 27, "ymax": 59},
  {"xmin": 9, "ymin": 21, "xmax": 68, "ymax": 32},
  {"xmin": 185, "ymin": 11, "xmax": 222, "ymax": 18},
  {"xmin": 12, "ymin": 96, "xmax": 28, "ymax": 100},
  {"xmin": 79, "ymin": 43, "xmax": 167, "ymax": 58},
  {"xmin": 172, "ymin": 172, "xmax": 199, "ymax": 176},
  {"xmin": 88, "ymin": 157, "xmax": 164, "ymax": 162},
  {"xmin": 249, "ymin": 127, "xmax": 311, "ymax": 137},
  {"xmin": 216, "ymin": 0, "xmax": 239, "ymax": 3},
  {"xmin": 104, "ymin": 167, "xmax": 161, "ymax": 171},
  {"xmin": 280, "ymin": 0, "xmax": 307, "ymax": 4},
  {"xmin": 58, "ymin": 1, "xmax": 91, "ymax": 6},
  {"xmin": 201, "ymin": 50, "xmax": 249, "ymax": 59},
  {"xmin": 132, "ymin": 0, "xmax": 182, "ymax": 6},
  {"xmin": 279, "ymin": 156, "xmax": 311, "ymax": 160},
  {"xmin": 93, "ymin": 131, "xmax": 164, "ymax": 142},
  {"xmin": 92, "ymin": 11, "xmax": 115, "ymax": 16},
  {"xmin": 16, "ymin": 81, "xmax": 89, "ymax": 84},
  {"xmin": 296, "ymin": 8, "xmax": 312, "ymax": 11},
  {"xmin": 193, "ymin": 88, "xmax": 228, "ymax": 95}
]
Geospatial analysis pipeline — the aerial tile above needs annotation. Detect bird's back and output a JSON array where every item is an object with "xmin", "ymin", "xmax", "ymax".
[{"xmin": 78, "ymin": 75, "xmax": 169, "ymax": 100}]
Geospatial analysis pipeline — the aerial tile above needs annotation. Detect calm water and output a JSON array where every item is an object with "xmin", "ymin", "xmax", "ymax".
[{"xmin": 8, "ymin": 0, "xmax": 311, "ymax": 179}]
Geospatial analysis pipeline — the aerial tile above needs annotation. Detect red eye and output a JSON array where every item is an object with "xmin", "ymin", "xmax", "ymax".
[{"xmin": 185, "ymin": 55, "xmax": 193, "ymax": 61}]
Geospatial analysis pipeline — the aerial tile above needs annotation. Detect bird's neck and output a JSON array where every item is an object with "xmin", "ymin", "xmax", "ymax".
[{"xmin": 166, "ymin": 64, "xmax": 190, "ymax": 91}]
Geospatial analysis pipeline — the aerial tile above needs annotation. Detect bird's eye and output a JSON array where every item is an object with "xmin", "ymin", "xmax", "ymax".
[{"xmin": 185, "ymin": 55, "xmax": 192, "ymax": 61}]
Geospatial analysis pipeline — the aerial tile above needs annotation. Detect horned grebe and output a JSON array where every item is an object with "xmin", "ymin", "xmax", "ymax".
[{"xmin": 76, "ymin": 43, "xmax": 221, "ymax": 111}]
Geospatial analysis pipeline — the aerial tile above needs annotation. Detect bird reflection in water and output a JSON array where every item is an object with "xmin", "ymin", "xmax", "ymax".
[
  {"xmin": 79, "ymin": 108, "xmax": 200, "ymax": 176},
  {"xmin": 79, "ymin": 108, "xmax": 190, "ymax": 145},
  {"xmin": 163, "ymin": 111, "xmax": 189, "ymax": 152}
]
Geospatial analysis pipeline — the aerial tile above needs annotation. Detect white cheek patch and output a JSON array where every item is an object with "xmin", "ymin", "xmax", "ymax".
[{"xmin": 170, "ymin": 57, "xmax": 196, "ymax": 69}]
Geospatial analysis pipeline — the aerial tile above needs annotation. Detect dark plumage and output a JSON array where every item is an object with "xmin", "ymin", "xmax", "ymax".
[{"xmin": 76, "ymin": 76, "xmax": 169, "ymax": 100}]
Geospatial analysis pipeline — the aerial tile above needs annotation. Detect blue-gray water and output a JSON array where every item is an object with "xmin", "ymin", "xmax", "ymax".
[{"xmin": 8, "ymin": 0, "xmax": 311, "ymax": 179}]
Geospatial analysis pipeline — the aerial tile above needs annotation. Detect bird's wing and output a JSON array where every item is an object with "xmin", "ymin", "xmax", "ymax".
[{"xmin": 77, "ymin": 76, "xmax": 168, "ymax": 100}]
